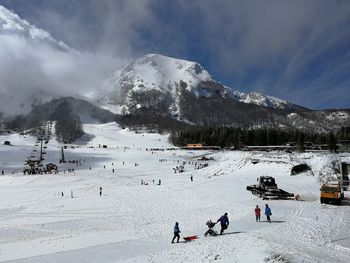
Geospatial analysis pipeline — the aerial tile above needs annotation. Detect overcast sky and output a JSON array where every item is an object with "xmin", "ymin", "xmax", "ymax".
[{"xmin": 0, "ymin": 0, "xmax": 349, "ymax": 110}]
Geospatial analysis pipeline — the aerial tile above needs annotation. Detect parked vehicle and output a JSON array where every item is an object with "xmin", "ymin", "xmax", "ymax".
[
  {"xmin": 246, "ymin": 176, "xmax": 294, "ymax": 199},
  {"xmin": 320, "ymin": 181, "xmax": 344, "ymax": 205}
]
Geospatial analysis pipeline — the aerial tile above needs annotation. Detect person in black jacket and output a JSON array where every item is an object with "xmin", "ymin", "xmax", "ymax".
[
  {"xmin": 217, "ymin": 213, "xmax": 229, "ymax": 234},
  {"xmin": 171, "ymin": 222, "xmax": 181, "ymax": 243}
]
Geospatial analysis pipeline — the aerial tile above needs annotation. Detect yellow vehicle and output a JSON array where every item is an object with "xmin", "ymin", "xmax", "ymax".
[{"xmin": 320, "ymin": 181, "xmax": 344, "ymax": 205}]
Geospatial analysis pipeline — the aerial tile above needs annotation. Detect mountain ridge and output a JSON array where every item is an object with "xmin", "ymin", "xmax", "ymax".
[{"xmin": 102, "ymin": 53, "xmax": 307, "ymax": 116}]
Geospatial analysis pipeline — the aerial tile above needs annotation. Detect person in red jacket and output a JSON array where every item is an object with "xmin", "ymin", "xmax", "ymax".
[{"xmin": 255, "ymin": 205, "xmax": 261, "ymax": 222}]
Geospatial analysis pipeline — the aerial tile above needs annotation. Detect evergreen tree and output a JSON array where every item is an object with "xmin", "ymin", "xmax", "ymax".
[
  {"xmin": 328, "ymin": 132, "xmax": 337, "ymax": 153},
  {"xmin": 297, "ymin": 132, "xmax": 305, "ymax": 152}
]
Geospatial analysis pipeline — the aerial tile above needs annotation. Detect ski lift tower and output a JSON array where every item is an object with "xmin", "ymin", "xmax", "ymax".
[{"xmin": 60, "ymin": 146, "xmax": 65, "ymax": 163}]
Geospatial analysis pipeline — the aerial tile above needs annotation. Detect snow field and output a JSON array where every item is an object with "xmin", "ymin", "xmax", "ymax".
[{"xmin": 0, "ymin": 122, "xmax": 350, "ymax": 262}]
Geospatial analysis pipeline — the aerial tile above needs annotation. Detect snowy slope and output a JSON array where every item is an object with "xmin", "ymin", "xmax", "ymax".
[
  {"xmin": 0, "ymin": 122, "xmax": 350, "ymax": 262},
  {"xmin": 111, "ymin": 53, "xmax": 212, "ymax": 93},
  {"xmin": 232, "ymin": 90, "xmax": 297, "ymax": 110}
]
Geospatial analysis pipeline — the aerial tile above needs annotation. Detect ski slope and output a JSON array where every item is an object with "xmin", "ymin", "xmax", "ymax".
[{"xmin": 0, "ymin": 122, "xmax": 350, "ymax": 263}]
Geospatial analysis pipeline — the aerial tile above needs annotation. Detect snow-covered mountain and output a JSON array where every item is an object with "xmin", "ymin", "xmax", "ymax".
[
  {"xmin": 96, "ymin": 53, "xmax": 349, "ymax": 130},
  {"xmin": 0, "ymin": 5, "xmax": 114, "ymax": 118},
  {"xmin": 104, "ymin": 54, "xmax": 304, "ymax": 117},
  {"xmin": 0, "ymin": 5, "xmax": 71, "ymax": 116},
  {"xmin": 104, "ymin": 54, "xmax": 229, "ymax": 116}
]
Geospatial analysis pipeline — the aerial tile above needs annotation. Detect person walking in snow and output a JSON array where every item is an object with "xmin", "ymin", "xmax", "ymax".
[
  {"xmin": 255, "ymin": 205, "xmax": 261, "ymax": 222},
  {"xmin": 265, "ymin": 204, "xmax": 272, "ymax": 223},
  {"xmin": 99, "ymin": 186, "xmax": 103, "ymax": 196},
  {"xmin": 171, "ymin": 222, "xmax": 181, "ymax": 243},
  {"xmin": 217, "ymin": 212, "xmax": 229, "ymax": 235}
]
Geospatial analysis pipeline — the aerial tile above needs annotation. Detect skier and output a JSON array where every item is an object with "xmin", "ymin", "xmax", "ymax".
[
  {"xmin": 255, "ymin": 205, "xmax": 261, "ymax": 222},
  {"xmin": 99, "ymin": 186, "xmax": 103, "ymax": 196},
  {"xmin": 265, "ymin": 204, "xmax": 272, "ymax": 223},
  {"xmin": 216, "ymin": 212, "xmax": 229, "ymax": 234},
  {"xmin": 190, "ymin": 175, "xmax": 193, "ymax": 182},
  {"xmin": 171, "ymin": 222, "xmax": 181, "ymax": 243}
]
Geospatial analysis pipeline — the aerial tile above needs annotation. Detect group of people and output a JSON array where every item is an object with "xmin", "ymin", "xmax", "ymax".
[
  {"xmin": 172, "ymin": 212, "xmax": 230, "ymax": 243},
  {"xmin": 172, "ymin": 205, "xmax": 273, "ymax": 243},
  {"xmin": 141, "ymin": 179, "xmax": 161, "ymax": 185},
  {"xmin": 254, "ymin": 204, "xmax": 272, "ymax": 223}
]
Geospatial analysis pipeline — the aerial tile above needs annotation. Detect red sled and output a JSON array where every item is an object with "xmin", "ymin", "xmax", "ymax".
[{"xmin": 183, "ymin": 235, "xmax": 198, "ymax": 242}]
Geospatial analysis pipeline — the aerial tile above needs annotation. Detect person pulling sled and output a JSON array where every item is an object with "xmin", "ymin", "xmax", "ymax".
[
  {"xmin": 204, "ymin": 220, "xmax": 218, "ymax": 236},
  {"xmin": 171, "ymin": 222, "xmax": 181, "ymax": 243}
]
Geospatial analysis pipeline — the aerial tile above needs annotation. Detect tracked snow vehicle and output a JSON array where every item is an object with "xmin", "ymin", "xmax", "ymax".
[{"xmin": 246, "ymin": 176, "xmax": 294, "ymax": 199}]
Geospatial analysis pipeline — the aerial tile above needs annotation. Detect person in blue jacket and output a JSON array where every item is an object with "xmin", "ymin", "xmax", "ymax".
[
  {"xmin": 265, "ymin": 204, "xmax": 272, "ymax": 223},
  {"xmin": 171, "ymin": 222, "xmax": 181, "ymax": 243},
  {"xmin": 217, "ymin": 213, "xmax": 229, "ymax": 234}
]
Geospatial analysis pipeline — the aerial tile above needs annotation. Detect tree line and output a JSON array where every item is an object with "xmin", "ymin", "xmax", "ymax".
[{"xmin": 169, "ymin": 126, "xmax": 350, "ymax": 149}]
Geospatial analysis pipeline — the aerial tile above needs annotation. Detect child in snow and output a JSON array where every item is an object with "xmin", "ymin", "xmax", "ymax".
[
  {"xmin": 255, "ymin": 205, "xmax": 261, "ymax": 222},
  {"xmin": 171, "ymin": 222, "xmax": 181, "ymax": 243},
  {"xmin": 216, "ymin": 213, "xmax": 229, "ymax": 235},
  {"xmin": 265, "ymin": 204, "xmax": 272, "ymax": 223}
]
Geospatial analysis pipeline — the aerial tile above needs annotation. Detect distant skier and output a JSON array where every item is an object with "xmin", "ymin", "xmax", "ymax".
[
  {"xmin": 216, "ymin": 213, "xmax": 229, "ymax": 235},
  {"xmin": 190, "ymin": 175, "xmax": 193, "ymax": 182},
  {"xmin": 171, "ymin": 222, "xmax": 181, "ymax": 243},
  {"xmin": 255, "ymin": 205, "xmax": 261, "ymax": 222},
  {"xmin": 71, "ymin": 190, "xmax": 74, "ymax": 198},
  {"xmin": 265, "ymin": 204, "xmax": 272, "ymax": 223},
  {"xmin": 99, "ymin": 187, "xmax": 103, "ymax": 196}
]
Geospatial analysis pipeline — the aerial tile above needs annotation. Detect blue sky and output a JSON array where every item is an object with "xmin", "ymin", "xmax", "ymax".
[{"xmin": 1, "ymin": 0, "xmax": 349, "ymax": 109}]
